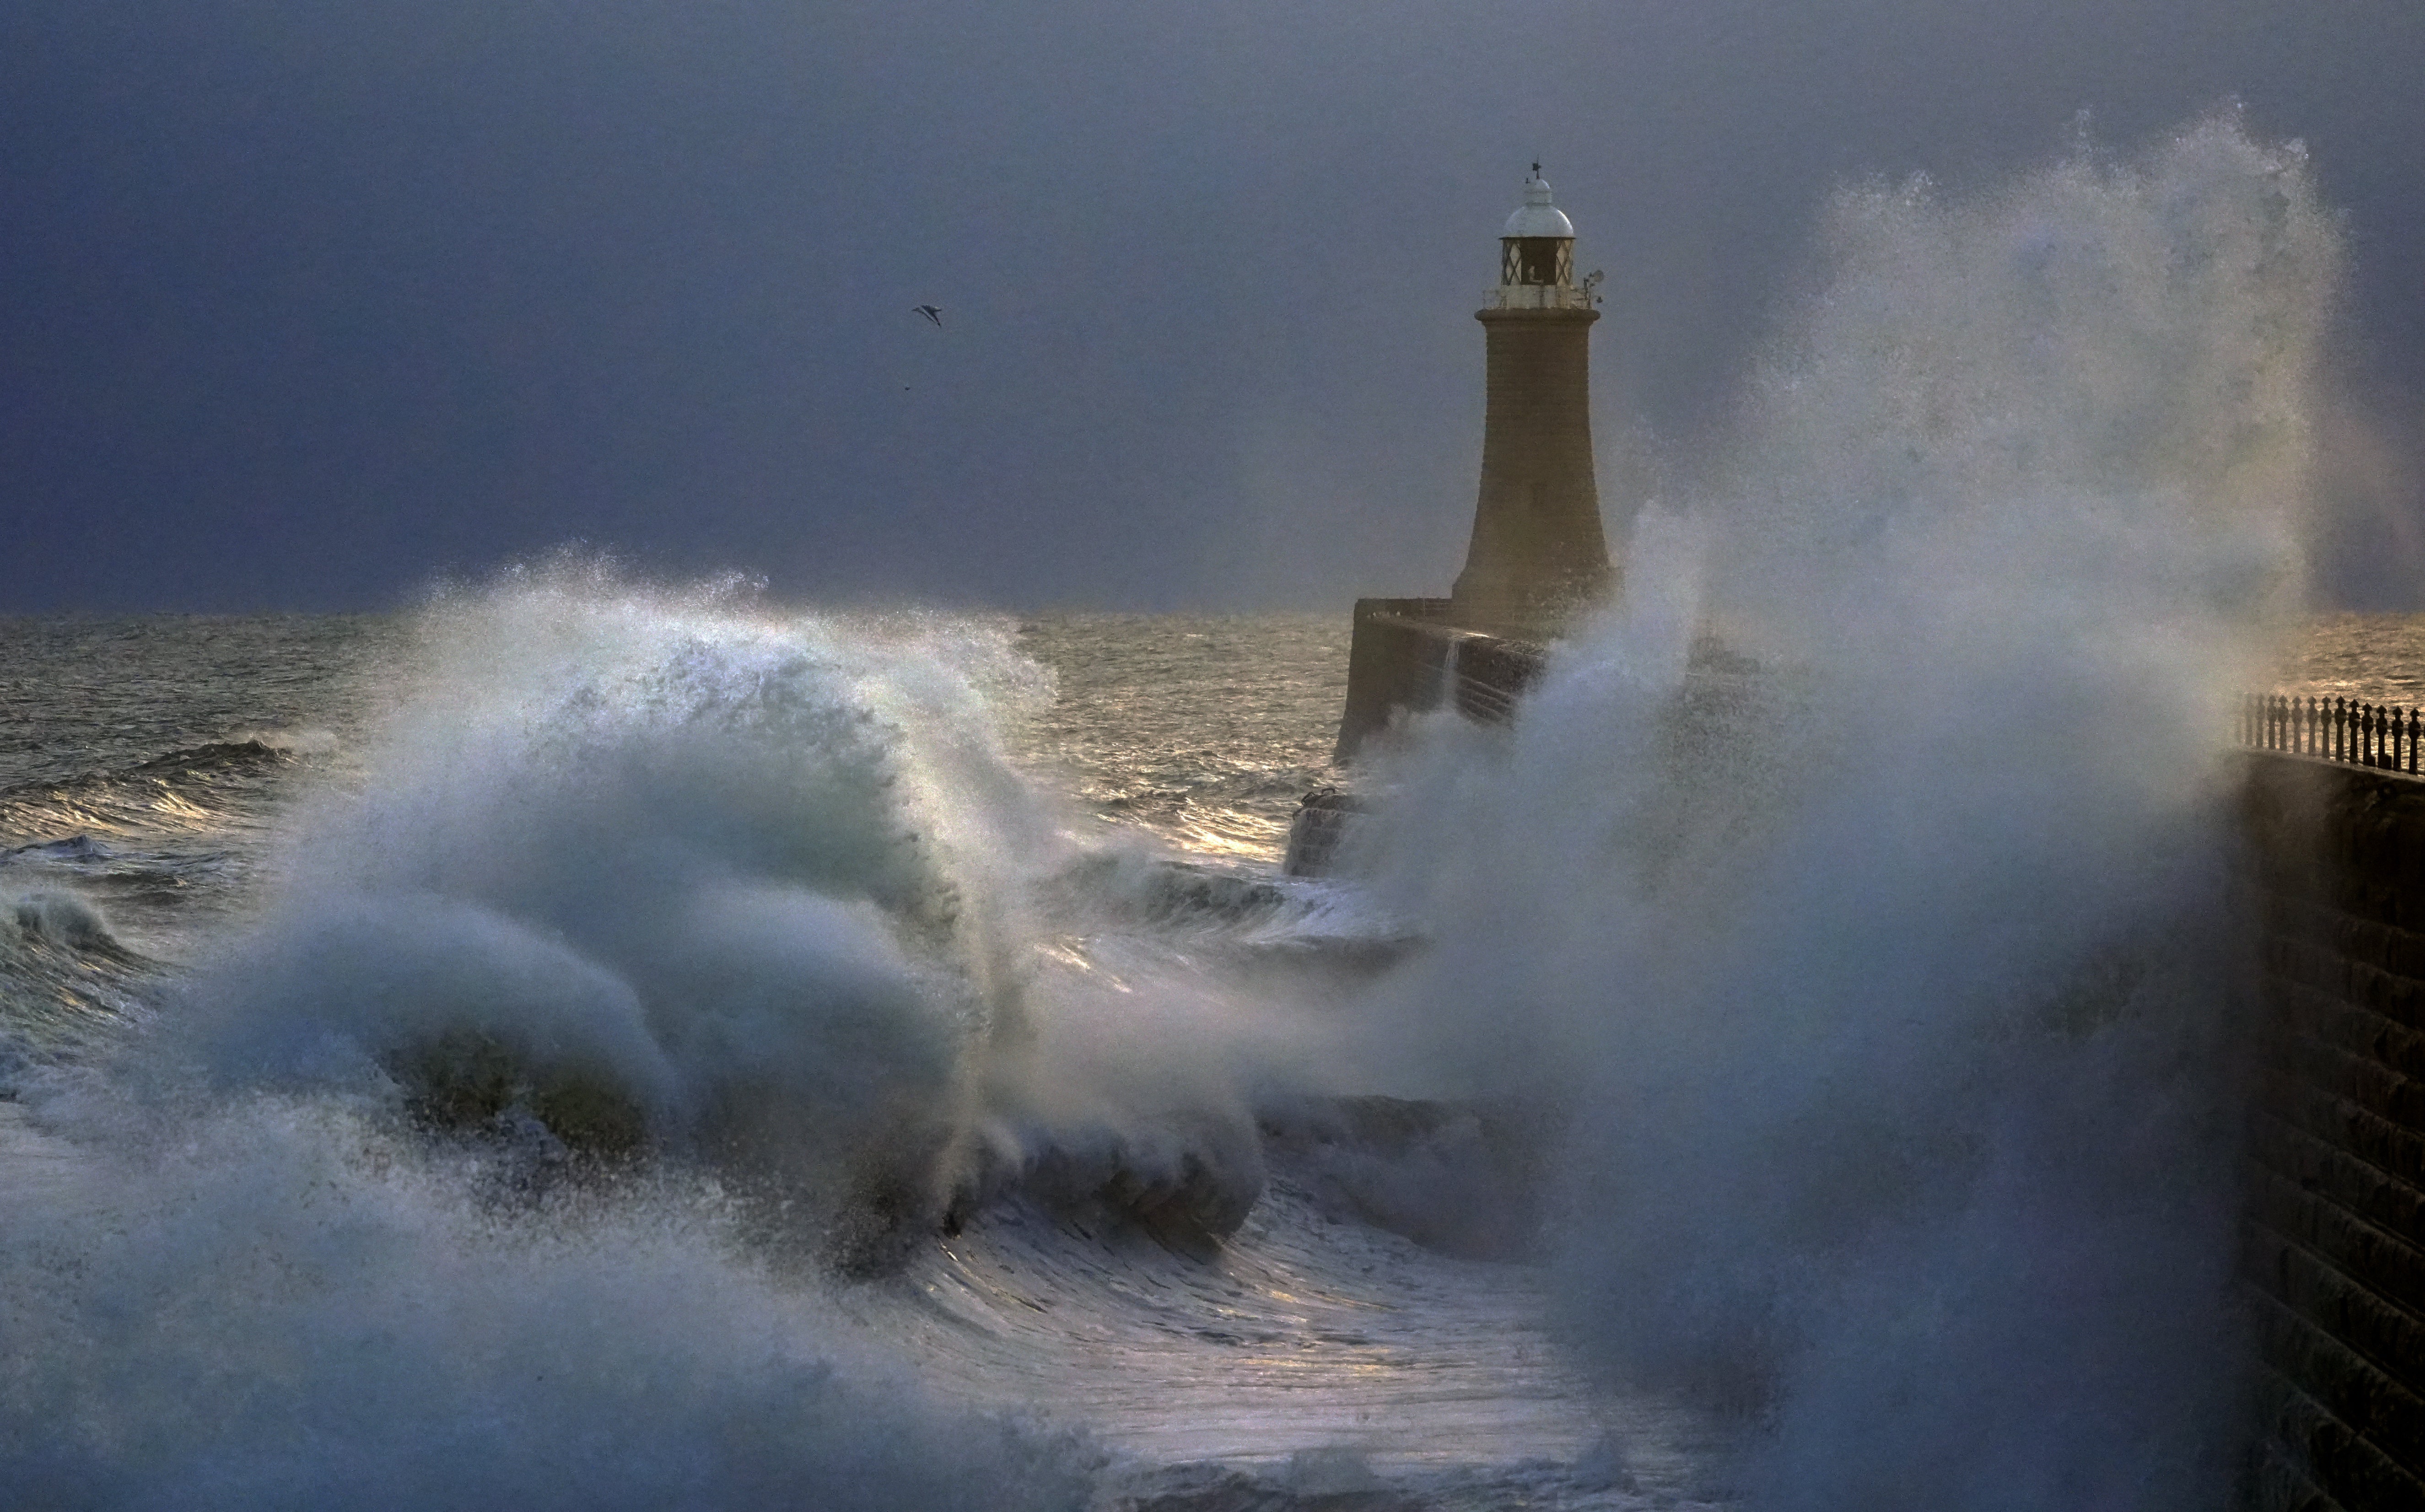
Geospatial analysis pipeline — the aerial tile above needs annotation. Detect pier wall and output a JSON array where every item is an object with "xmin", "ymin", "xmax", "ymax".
[
  {"xmin": 1332, "ymin": 599, "xmax": 1543, "ymax": 764},
  {"xmin": 2239, "ymin": 754, "xmax": 2425, "ymax": 1512}
]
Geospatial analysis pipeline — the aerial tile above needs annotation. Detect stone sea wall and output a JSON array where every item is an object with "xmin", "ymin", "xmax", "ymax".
[{"xmin": 2240, "ymin": 754, "xmax": 2425, "ymax": 1512}]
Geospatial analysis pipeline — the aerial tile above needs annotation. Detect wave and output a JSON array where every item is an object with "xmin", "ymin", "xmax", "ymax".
[
  {"xmin": 0, "ymin": 737, "xmax": 300, "ymax": 842},
  {"xmin": 0, "ymin": 890, "xmax": 153, "ymax": 1082},
  {"xmin": 0, "ymin": 565, "xmax": 1595, "ymax": 1505},
  {"xmin": 0, "ymin": 572, "xmax": 1338, "ymax": 1506},
  {"xmin": 54, "ymin": 572, "xmax": 1364, "ymax": 1276},
  {"xmin": 1053, "ymin": 852, "xmax": 1418, "ymax": 963},
  {"xmin": 0, "ymin": 737, "xmax": 299, "ymax": 799}
]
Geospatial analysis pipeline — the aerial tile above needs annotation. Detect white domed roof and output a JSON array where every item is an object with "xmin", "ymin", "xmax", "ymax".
[{"xmin": 1503, "ymin": 172, "xmax": 1574, "ymax": 238}]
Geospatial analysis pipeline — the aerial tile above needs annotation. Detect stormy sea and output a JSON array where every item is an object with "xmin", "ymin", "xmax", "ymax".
[{"xmin": 0, "ymin": 119, "xmax": 2385, "ymax": 1510}]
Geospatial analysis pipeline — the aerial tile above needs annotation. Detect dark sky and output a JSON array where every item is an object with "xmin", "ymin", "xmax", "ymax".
[{"xmin": 5, "ymin": 0, "xmax": 2421, "ymax": 613}]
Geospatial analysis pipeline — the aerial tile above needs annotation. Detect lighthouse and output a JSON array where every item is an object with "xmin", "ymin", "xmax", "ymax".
[
  {"xmin": 1316, "ymin": 167, "xmax": 1622, "ymax": 775},
  {"xmin": 1448, "ymin": 167, "xmax": 1615, "ymax": 635}
]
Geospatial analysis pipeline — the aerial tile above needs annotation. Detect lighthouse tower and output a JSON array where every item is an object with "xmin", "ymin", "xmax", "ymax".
[{"xmin": 1448, "ymin": 167, "xmax": 1615, "ymax": 635}]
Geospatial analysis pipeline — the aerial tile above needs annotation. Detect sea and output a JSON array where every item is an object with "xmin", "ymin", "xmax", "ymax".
[
  {"xmin": 0, "ymin": 600, "xmax": 2407, "ymax": 1510},
  {"xmin": 0, "ymin": 120, "xmax": 2380, "ymax": 1511},
  {"xmin": 0, "ymin": 600, "xmax": 1719, "ymax": 1511}
]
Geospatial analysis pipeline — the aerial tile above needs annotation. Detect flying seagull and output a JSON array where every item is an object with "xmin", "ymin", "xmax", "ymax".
[{"xmin": 912, "ymin": 305, "xmax": 943, "ymax": 326}]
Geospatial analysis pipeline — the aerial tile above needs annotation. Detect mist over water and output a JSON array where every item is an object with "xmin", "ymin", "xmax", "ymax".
[{"xmin": 1357, "ymin": 116, "xmax": 2338, "ymax": 1505}]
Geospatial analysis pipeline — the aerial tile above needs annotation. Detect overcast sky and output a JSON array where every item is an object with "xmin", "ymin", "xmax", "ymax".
[{"xmin": 5, "ymin": 0, "xmax": 2421, "ymax": 614}]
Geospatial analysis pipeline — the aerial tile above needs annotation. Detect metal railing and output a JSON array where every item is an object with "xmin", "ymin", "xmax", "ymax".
[{"xmin": 2242, "ymin": 693, "xmax": 2425, "ymax": 775}]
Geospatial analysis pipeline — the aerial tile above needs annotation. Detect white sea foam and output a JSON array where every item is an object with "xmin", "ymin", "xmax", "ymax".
[
  {"xmin": 0, "ymin": 1096, "xmax": 1096, "ymax": 1511},
  {"xmin": 1355, "ymin": 114, "xmax": 2339, "ymax": 1507}
]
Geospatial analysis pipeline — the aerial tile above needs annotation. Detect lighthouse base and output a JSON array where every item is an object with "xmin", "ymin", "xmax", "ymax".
[{"xmin": 1331, "ymin": 599, "xmax": 1547, "ymax": 766}]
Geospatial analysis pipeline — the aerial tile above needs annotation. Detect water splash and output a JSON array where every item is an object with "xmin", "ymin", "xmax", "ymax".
[
  {"xmin": 105, "ymin": 570, "xmax": 1077, "ymax": 1248},
  {"xmin": 1360, "ymin": 114, "xmax": 2340, "ymax": 1507},
  {"xmin": 3, "ymin": 568, "xmax": 1279, "ymax": 1507},
  {"xmin": 0, "ymin": 1096, "xmax": 1097, "ymax": 1512}
]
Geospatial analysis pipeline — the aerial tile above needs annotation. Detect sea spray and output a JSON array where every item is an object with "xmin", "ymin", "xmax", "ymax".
[
  {"xmin": 1, "ymin": 570, "xmax": 1356, "ymax": 1505},
  {"xmin": 0, "ymin": 1095, "xmax": 1097, "ymax": 1511},
  {"xmin": 121, "ymin": 570, "xmax": 1067, "ymax": 1253},
  {"xmin": 49, "ymin": 563, "xmax": 1301, "ymax": 1203},
  {"xmin": 1358, "ymin": 114, "xmax": 2339, "ymax": 1507}
]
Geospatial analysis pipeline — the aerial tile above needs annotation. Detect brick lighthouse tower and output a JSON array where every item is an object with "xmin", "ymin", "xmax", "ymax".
[{"xmin": 1449, "ymin": 167, "xmax": 1615, "ymax": 634}]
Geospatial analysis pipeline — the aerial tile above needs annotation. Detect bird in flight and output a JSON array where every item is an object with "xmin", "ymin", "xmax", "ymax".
[{"xmin": 912, "ymin": 305, "xmax": 943, "ymax": 326}]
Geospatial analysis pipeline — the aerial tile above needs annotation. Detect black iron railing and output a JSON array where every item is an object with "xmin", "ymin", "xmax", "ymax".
[{"xmin": 2242, "ymin": 693, "xmax": 2425, "ymax": 775}]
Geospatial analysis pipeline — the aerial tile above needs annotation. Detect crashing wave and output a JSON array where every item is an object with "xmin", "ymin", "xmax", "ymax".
[{"xmin": 83, "ymin": 574, "xmax": 1300, "ymax": 1268}]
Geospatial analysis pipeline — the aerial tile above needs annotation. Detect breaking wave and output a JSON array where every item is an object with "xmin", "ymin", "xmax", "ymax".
[{"xmin": 0, "ymin": 570, "xmax": 1343, "ymax": 1507}]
